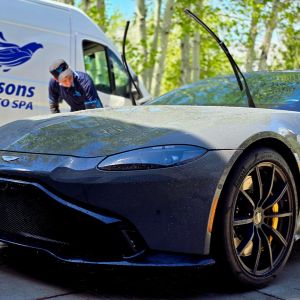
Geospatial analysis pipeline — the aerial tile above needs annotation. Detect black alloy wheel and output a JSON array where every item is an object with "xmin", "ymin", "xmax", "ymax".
[{"xmin": 216, "ymin": 147, "xmax": 297, "ymax": 288}]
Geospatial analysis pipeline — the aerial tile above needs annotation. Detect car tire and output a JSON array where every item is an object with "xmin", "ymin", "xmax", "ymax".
[{"xmin": 214, "ymin": 147, "xmax": 297, "ymax": 288}]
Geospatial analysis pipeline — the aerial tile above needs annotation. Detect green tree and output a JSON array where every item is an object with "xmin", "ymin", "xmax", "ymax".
[{"xmin": 54, "ymin": 0, "xmax": 300, "ymax": 97}]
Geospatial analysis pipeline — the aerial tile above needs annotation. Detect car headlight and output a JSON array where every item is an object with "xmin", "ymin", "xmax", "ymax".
[{"xmin": 97, "ymin": 145, "xmax": 207, "ymax": 171}]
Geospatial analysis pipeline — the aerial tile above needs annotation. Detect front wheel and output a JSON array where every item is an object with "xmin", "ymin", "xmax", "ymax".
[{"xmin": 215, "ymin": 147, "xmax": 297, "ymax": 288}]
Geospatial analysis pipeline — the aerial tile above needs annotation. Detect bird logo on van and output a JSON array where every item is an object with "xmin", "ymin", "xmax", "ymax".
[{"xmin": 0, "ymin": 32, "xmax": 43, "ymax": 72}]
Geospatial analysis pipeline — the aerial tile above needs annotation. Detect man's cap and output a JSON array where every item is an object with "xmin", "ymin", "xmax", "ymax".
[{"xmin": 49, "ymin": 59, "xmax": 73, "ymax": 81}]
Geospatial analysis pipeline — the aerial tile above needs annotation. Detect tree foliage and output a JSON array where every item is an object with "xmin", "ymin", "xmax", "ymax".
[{"xmin": 56, "ymin": 0, "xmax": 300, "ymax": 97}]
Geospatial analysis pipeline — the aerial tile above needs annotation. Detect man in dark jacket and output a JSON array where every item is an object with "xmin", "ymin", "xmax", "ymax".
[{"xmin": 48, "ymin": 59, "xmax": 103, "ymax": 113}]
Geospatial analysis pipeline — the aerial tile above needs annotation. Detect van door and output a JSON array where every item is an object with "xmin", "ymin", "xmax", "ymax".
[
  {"xmin": 76, "ymin": 37, "xmax": 132, "ymax": 107},
  {"xmin": 0, "ymin": 0, "xmax": 71, "ymax": 125}
]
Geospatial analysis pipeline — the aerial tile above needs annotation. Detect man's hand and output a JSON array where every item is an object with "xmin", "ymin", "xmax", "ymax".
[{"xmin": 49, "ymin": 102, "xmax": 60, "ymax": 113}]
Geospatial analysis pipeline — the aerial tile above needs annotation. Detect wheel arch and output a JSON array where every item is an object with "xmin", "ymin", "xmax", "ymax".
[{"xmin": 209, "ymin": 136, "xmax": 300, "ymax": 254}]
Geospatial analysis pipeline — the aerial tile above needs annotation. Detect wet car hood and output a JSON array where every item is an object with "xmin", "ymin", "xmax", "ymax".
[{"xmin": 0, "ymin": 106, "xmax": 297, "ymax": 157}]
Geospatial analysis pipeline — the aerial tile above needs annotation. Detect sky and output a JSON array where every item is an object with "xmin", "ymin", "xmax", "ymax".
[
  {"xmin": 73, "ymin": 0, "xmax": 136, "ymax": 18},
  {"xmin": 106, "ymin": 0, "xmax": 136, "ymax": 19}
]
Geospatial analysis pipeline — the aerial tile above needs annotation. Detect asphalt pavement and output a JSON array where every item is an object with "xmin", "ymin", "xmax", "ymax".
[{"xmin": 1, "ymin": 241, "xmax": 300, "ymax": 300}]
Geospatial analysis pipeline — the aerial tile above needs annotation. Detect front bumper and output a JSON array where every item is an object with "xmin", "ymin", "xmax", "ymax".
[
  {"xmin": 0, "ymin": 149, "xmax": 236, "ymax": 256},
  {"xmin": 0, "ymin": 177, "xmax": 214, "ymax": 268}
]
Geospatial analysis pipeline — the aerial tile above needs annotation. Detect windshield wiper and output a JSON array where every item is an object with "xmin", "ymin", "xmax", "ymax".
[
  {"xmin": 184, "ymin": 9, "xmax": 255, "ymax": 108},
  {"xmin": 122, "ymin": 21, "xmax": 143, "ymax": 106}
]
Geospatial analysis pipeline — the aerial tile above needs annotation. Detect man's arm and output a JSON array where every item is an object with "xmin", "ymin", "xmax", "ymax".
[
  {"xmin": 48, "ymin": 79, "xmax": 61, "ymax": 113},
  {"xmin": 80, "ymin": 73, "xmax": 103, "ymax": 108}
]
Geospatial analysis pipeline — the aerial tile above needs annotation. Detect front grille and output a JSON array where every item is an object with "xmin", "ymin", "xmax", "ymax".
[{"xmin": 0, "ymin": 178, "xmax": 145, "ymax": 261}]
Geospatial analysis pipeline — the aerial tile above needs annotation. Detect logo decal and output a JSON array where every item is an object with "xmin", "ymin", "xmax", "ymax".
[
  {"xmin": 73, "ymin": 90, "xmax": 81, "ymax": 97},
  {"xmin": 1, "ymin": 155, "xmax": 19, "ymax": 162},
  {"xmin": 56, "ymin": 66, "xmax": 64, "ymax": 74},
  {"xmin": 0, "ymin": 32, "xmax": 43, "ymax": 72}
]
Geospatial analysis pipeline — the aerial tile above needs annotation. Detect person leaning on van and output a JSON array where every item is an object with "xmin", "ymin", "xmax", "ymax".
[{"xmin": 48, "ymin": 59, "xmax": 103, "ymax": 113}]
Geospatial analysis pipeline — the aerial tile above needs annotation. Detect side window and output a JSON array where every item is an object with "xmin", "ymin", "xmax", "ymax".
[
  {"xmin": 108, "ymin": 49, "xmax": 130, "ymax": 98},
  {"xmin": 83, "ymin": 40, "xmax": 112, "ymax": 94}
]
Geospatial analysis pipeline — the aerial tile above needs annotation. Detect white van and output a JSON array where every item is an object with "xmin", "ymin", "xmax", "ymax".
[{"xmin": 0, "ymin": 0, "xmax": 150, "ymax": 126}]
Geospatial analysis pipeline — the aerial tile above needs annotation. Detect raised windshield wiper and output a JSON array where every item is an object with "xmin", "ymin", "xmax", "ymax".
[
  {"xmin": 122, "ymin": 21, "xmax": 143, "ymax": 106},
  {"xmin": 184, "ymin": 9, "xmax": 255, "ymax": 108}
]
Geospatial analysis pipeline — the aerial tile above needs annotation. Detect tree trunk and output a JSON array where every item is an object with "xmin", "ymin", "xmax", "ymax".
[
  {"xmin": 136, "ymin": 0, "xmax": 148, "ymax": 86},
  {"xmin": 191, "ymin": 0, "xmax": 203, "ymax": 82},
  {"xmin": 96, "ymin": 0, "xmax": 106, "ymax": 30},
  {"xmin": 258, "ymin": 0, "xmax": 280, "ymax": 70},
  {"xmin": 245, "ymin": 0, "xmax": 261, "ymax": 72},
  {"xmin": 82, "ymin": 0, "xmax": 91, "ymax": 13},
  {"xmin": 180, "ymin": 34, "xmax": 190, "ymax": 85},
  {"xmin": 148, "ymin": 0, "xmax": 162, "ymax": 91},
  {"xmin": 192, "ymin": 31, "xmax": 200, "ymax": 81},
  {"xmin": 152, "ymin": 0, "xmax": 175, "ymax": 97}
]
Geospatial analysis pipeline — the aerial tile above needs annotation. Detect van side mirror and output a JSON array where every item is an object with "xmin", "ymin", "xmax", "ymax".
[
  {"xmin": 132, "ymin": 74, "xmax": 139, "ymax": 88},
  {"xmin": 130, "ymin": 75, "xmax": 142, "ymax": 101}
]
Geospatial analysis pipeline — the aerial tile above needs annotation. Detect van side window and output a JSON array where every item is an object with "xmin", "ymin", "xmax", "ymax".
[
  {"xmin": 107, "ymin": 49, "xmax": 130, "ymax": 98},
  {"xmin": 83, "ymin": 41, "xmax": 112, "ymax": 94}
]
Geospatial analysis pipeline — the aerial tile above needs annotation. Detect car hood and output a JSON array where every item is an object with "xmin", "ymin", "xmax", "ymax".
[{"xmin": 0, "ymin": 106, "xmax": 297, "ymax": 157}]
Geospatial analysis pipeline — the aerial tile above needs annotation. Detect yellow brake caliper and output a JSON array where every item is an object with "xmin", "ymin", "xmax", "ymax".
[{"xmin": 270, "ymin": 203, "xmax": 279, "ymax": 242}]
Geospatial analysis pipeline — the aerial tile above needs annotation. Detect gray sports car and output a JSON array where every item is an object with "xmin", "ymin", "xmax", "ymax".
[
  {"xmin": 1, "ymin": 11, "xmax": 300, "ymax": 288},
  {"xmin": 1, "ymin": 70, "xmax": 300, "ymax": 288}
]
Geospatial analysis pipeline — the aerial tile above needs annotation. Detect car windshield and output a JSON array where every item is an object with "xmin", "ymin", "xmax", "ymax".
[{"xmin": 147, "ymin": 71, "xmax": 300, "ymax": 112}]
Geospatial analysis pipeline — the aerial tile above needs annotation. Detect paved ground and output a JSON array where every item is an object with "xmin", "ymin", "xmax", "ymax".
[{"xmin": 1, "ymin": 241, "xmax": 300, "ymax": 300}]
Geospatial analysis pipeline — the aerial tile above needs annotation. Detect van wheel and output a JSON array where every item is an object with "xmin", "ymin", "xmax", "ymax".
[{"xmin": 216, "ymin": 147, "xmax": 297, "ymax": 288}]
